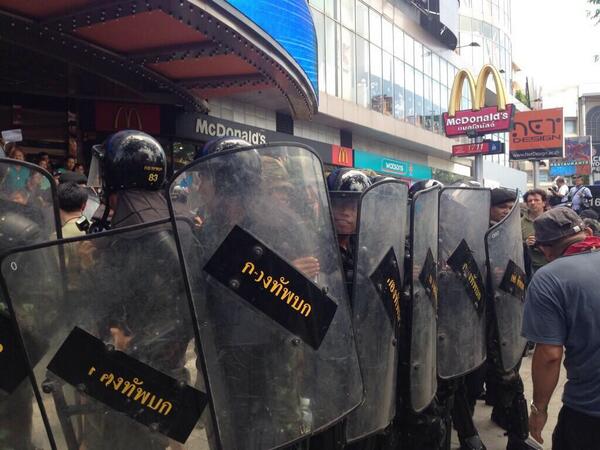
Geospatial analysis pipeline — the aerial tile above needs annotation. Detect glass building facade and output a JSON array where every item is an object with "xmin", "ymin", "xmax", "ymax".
[{"xmin": 309, "ymin": 0, "xmax": 473, "ymax": 136}]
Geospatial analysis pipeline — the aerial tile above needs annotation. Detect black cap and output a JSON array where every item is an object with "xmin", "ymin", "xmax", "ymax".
[
  {"xmin": 490, "ymin": 188, "xmax": 516, "ymax": 206},
  {"xmin": 59, "ymin": 171, "xmax": 87, "ymax": 185},
  {"xmin": 534, "ymin": 208, "xmax": 585, "ymax": 245}
]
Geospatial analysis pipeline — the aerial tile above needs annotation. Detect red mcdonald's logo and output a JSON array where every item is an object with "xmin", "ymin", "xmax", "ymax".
[
  {"xmin": 95, "ymin": 102, "xmax": 161, "ymax": 134},
  {"xmin": 332, "ymin": 145, "xmax": 353, "ymax": 167},
  {"xmin": 114, "ymin": 107, "xmax": 143, "ymax": 130}
]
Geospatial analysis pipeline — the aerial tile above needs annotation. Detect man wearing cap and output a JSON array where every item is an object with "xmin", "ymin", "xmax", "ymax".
[{"xmin": 522, "ymin": 208, "xmax": 600, "ymax": 449}]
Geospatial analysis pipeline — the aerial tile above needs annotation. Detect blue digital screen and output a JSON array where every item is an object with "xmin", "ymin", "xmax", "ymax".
[{"xmin": 225, "ymin": 0, "xmax": 318, "ymax": 94}]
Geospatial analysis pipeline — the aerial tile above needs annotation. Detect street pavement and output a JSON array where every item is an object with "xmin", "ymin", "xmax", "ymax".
[
  {"xmin": 451, "ymin": 349, "xmax": 567, "ymax": 450},
  {"xmin": 30, "ymin": 349, "xmax": 565, "ymax": 449}
]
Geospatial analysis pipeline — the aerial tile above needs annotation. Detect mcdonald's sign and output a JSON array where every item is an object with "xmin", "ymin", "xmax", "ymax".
[
  {"xmin": 95, "ymin": 102, "xmax": 161, "ymax": 134},
  {"xmin": 443, "ymin": 64, "xmax": 514, "ymax": 138},
  {"xmin": 332, "ymin": 145, "xmax": 354, "ymax": 167}
]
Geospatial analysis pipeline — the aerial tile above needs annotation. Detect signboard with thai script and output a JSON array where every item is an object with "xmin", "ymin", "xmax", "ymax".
[
  {"xmin": 203, "ymin": 225, "xmax": 338, "ymax": 349},
  {"xmin": 419, "ymin": 248, "xmax": 438, "ymax": 308},
  {"xmin": 499, "ymin": 259, "xmax": 526, "ymax": 302},
  {"xmin": 443, "ymin": 65, "xmax": 514, "ymax": 137},
  {"xmin": 452, "ymin": 140, "xmax": 505, "ymax": 157},
  {"xmin": 549, "ymin": 136, "xmax": 592, "ymax": 176},
  {"xmin": 509, "ymin": 108, "xmax": 564, "ymax": 160},
  {"xmin": 370, "ymin": 247, "xmax": 402, "ymax": 327},
  {"xmin": 47, "ymin": 327, "xmax": 206, "ymax": 443},
  {"xmin": 447, "ymin": 239, "xmax": 485, "ymax": 315}
]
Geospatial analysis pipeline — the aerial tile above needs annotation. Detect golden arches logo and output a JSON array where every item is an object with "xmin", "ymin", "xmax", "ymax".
[
  {"xmin": 338, "ymin": 147, "xmax": 349, "ymax": 164},
  {"xmin": 447, "ymin": 64, "xmax": 507, "ymax": 117},
  {"xmin": 114, "ymin": 107, "xmax": 143, "ymax": 130}
]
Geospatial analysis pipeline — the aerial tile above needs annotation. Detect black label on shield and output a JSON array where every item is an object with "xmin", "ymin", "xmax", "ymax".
[
  {"xmin": 47, "ymin": 327, "xmax": 206, "ymax": 444},
  {"xmin": 203, "ymin": 225, "xmax": 338, "ymax": 350},
  {"xmin": 499, "ymin": 259, "xmax": 526, "ymax": 302},
  {"xmin": 0, "ymin": 312, "xmax": 29, "ymax": 394},
  {"xmin": 447, "ymin": 239, "xmax": 485, "ymax": 314},
  {"xmin": 370, "ymin": 247, "xmax": 402, "ymax": 327},
  {"xmin": 418, "ymin": 248, "xmax": 438, "ymax": 308}
]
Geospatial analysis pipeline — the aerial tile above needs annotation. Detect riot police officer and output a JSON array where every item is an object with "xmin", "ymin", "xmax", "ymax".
[{"xmin": 483, "ymin": 188, "xmax": 535, "ymax": 450}]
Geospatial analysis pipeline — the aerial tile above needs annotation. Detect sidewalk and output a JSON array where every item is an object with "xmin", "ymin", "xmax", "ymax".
[
  {"xmin": 452, "ymin": 350, "xmax": 567, "ymax": 450},
  {"xmin": 30, "ymin": 350, "xmax": 565, "ymax": 449}
]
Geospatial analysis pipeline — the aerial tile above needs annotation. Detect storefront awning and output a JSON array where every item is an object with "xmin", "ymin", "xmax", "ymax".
[{"xmin": 0, "ymin": 0, "xmax": 318, "ymax": 118}]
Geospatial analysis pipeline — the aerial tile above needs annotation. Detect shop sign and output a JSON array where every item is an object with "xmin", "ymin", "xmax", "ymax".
[
  {"xmin": 443, "ymin": 65, "xmax": 515, "ymax": 137},
  {"xmin": 95, "ymin": 102, "xmax": 161, "ymax": 134},
  {"xmin": 331, "ymin": 145, "xmax": 353, "ymax": 167},
  {"xmin": 509, "ymin": 108, "xmax": 564, "ymax": 160},
  {"xmin": 452, "ymin": 140, "xmax": 504, "ymax": 157},
  {"xmin": 549, "ymin": 136, "xmax": 592, "ymax": 176},
  {"xmin": 592, "ymin": 144, "xmax": 600, "ymax": 173},
  {"xmin": 175, "ymin": 113, "xmax": 333, "ymax": 164},
  {"xmin": 354, "ymin": 150, "xmax": 432, "ymax": 179}
]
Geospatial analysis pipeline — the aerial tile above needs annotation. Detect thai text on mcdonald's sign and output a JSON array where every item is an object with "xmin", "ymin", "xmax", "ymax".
[
  {"xmin": 509, "ymin": 108, "xmax": 564, "ymax": 160},
  {"xmin": 443, "ymin": 65, "xmax": 515, "ymax": 137},
  {"xmin": 332, "ymin": 145, "xmax": 354, "ymax": 167}
]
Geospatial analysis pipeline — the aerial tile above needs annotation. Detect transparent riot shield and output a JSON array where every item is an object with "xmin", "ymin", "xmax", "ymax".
[
  {"xmin": 0, "ymin": 219, "xmax": 207, "ymax": 450},
  {"xmin": 485, "ymin": 200, "xmax": 527, "ymax": 371},
  {"xmin": 168, "ymin": 144, "xmax": 363, "ymax": 450},
  {"xmin": 408, "ymin": 185, "xmax": 439, "ymax": 412},
  {"xmin": 437, "ymin": 187, "xmax": 490, "ymax": 379},
  {"xmin": 345, "ymin": 180, "xmax": 407, "ymax": 442},
  {"xmin": 0, "ymin": 158, "xmax": 61, "ymax": 450}
]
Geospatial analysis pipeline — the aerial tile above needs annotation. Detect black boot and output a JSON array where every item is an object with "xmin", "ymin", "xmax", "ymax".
[{"xmin": 460, "ymin": 435, "xmax": 487, "ymax": 450}]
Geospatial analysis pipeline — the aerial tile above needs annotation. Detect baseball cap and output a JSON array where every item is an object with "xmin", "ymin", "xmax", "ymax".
[
  {"xmin": 534, "ymin": 208, "xmax": 585, "ymax": 245},
  {"xmin": 490, "ymin": 188, "xmax": 516, "ymax": 206}
]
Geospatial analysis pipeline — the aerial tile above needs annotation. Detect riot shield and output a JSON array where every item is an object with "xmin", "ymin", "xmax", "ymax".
[
  {"xmin": 437, "ymin": 187, "xmax": 490, "ymax": 379},
  {"xmin": 408, "ymin": 185, "xmax": 439, "ymax": 412},
  {"xmin": 168, "ymin": 144, "xmax": 363, "ymax": 450},
  {"xmin": 0, "ymin": 219, "xmax": 207, "ymax": 450},
  {"xmin": 485, "ymin": 200, "xmax": 527, "ymax": 371},
  {"xmin": 345, "ymin": 180, "xmax": 407, "ymax": 442},
  {"xmin": 0, "ymin": 158, "xmax": 61, "ymax": 450}
]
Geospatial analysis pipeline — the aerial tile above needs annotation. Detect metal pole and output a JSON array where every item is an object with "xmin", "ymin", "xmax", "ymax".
[
  {"xmin": 532, "ymin": 160, "xmax": 539, "ymax": 189},
  {"xmin": 473, "ymin": 155, "xmax": 484, "ymax": 184}
]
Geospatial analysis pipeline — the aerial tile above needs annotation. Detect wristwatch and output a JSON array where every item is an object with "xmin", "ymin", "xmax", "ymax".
[{"xmin": 530, "ymin": 401, "xmax": 548, "ymax": 415}]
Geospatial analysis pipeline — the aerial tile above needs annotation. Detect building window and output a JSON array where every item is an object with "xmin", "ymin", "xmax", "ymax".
[
  {"xmin": 341, "ymin": 27, "xmax": 356, "ymax": 102},
  {"xmin": 564, "ymin": 118, "xmax": 577, "ymax": 135},
  {"xmin": 382, "ymin": 18, "xmax": 393, "ymax": 54},
  {"xmin": 382, "ymin": 51, "xmax": 394, "ymax": 116},
  {"xmin": 405, "ymin": 64, "xmax": 415, "ymax": 124},
  {"xmin": 356, "ymin": 1, "xmax": 369, "ymax": 37},
  {"xmin": 586, "ymin": 107, "xmax": 600, "ymax": 142},
  {"xmin": 369, "ymin": 8, "xmax": 381, "ymax": 47},
  {"xmin": 356, "ymin": 36, "xmax": 370, "ymax": 107},
  {"xmin": 325, "ymin": 17, "xmax": 338, "ymax": 96},
  {"xmin": 394, "ymin": 58, "xmax": 405, "ymax": 120},
  {"xmin": 312, "ymin": 9, "xmax": 327, "ymax": 94},
  {"xmin": 370, "ymin": 43, "xmax": 383, "ymax": 112},
  {"xmin": 341, "ymin": 0, "xmax": 355, "ymax": 30}
]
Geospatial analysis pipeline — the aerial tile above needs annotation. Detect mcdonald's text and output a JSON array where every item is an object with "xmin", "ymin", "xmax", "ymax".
[{"xmin": 443, "ymin": 104, "xmax": 514, "ymax": 137}]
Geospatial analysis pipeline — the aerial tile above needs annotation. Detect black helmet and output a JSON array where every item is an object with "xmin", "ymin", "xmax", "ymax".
[
  {"xmin": 194, "ymin": 136, "xmax": 261, "ymax": 196},
  {"xmin": 408, "ymin": 179, "xmax": 443, "ymax": 199},
  {"xmin": 327, "ymin": 168, "xmax": 372, "ymax": 195},
  {"xmin": 91, "ymin": 130, "xmax": 166, "ymax": 193},
  {"xmin": 195, "ymin": 137, "xmax": 252, "ymax": 160}
]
